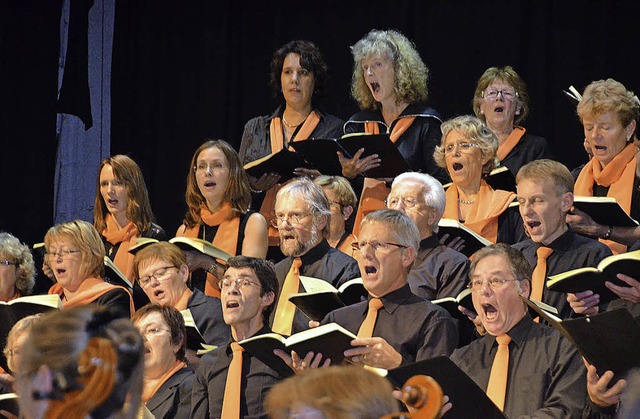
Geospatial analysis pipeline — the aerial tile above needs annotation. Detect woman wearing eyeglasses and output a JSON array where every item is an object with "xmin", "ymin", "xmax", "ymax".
[
  {"xmin": 94, "ymin": 155, "xmax": 166, "ymax": 310},
  {"xmin": 45, "ymin": 220, "xmax": 134, "ymax": 318},
  {"xmin": 434, "ymin": 115, "xmax": 525, "ymax": 244},
  {"xmin": 0, "ymin": 232, "xmax": 35, "ymax": 303},
  {"xmin": 472, "ymin": 66, "xmax": 553, "ymax": 176},
  {"xmin": 132, "ymin": 304, "xmax": 194, "ymax": 419},
  {"xmin": 176, "ymin": 140, "xmax": 268, "ymax": 298}
]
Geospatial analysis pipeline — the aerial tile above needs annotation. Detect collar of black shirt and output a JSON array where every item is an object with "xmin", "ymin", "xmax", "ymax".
[
  {"xmin": 490, "ymin": 312, "xmax": 533, "ymax": 349},
  {"xmin": 539, "ymin": 225, "xmax": 574, "ymax": 251},
  {"xmin": 296, "ymin": 239, "xmax": 332, "ymax": 267},
  {"xmin": 363, "ymin": 283, "xmax": 414, "ymax": 316}
]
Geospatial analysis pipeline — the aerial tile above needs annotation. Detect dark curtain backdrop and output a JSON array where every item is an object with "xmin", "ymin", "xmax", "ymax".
[{"xmin": 3, "ymin": 0, "xmax": 639, "ymax": 243}]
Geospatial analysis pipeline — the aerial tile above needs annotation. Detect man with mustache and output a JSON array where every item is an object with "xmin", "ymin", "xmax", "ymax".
[{"xmin": 271, "ymin": 178, "xmax": 360, "ymax": 335}]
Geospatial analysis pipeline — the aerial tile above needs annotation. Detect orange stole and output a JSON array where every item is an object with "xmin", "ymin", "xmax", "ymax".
[
  {"xmin": 443, "ymin": 180, "xmax": 516, "ymax": 243},
  {"xmin": 142, "ymin": 360, "xmax": 188, "ymax": 403},
  {"xmin": 497, "ymin": 126, "xmax": 525, "ymax": 162},
  {"xmin": 352, "ymin": 116, "xmax": 417, "ymax": 236},
  {"xmin": 260, "ymin": 112, "xmax": 322, "ymax": 246},
  {"xmin": 102, "ymin": 215, "xmax": 139, "ymax": 282},
  {"xmin": 49, "ymin": 277, "xmax": 135, "ymax": 316},
  {"xmin": 181, "ymin": 203, "xmax": 240, "ymax": 298},
  {"xmin": 574, "ymin": 144, "xmax": 639, "ymax": 254}
]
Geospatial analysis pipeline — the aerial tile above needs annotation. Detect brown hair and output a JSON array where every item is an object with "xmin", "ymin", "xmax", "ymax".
[
  {"xmin": 472, "ymin": 66, "xmax": 529, "ymax": 125},
  {"xmin": 132, "ymin": 304, "xmax": 187, "ymax": 362},
  {"xmin": 183, "ymin": 140, "xmax": 251, "ymax": 228},
  {"xmin": 18, "ymin": 306, "xmax": 144, "ymax": 419},
  {"xmin": 266, "ymin": 365, "xmax": 397, "ymax": 419},
  {"xmin": 226, "ymin": 256, "xmax": 279, "ymax": 323},
  {"xmin": 516, "ymin": 159, "xmax": 574, "ymax": 196},
  {"xmin": 132, "ymin": 241, "xmax": 186, "ymax": 281},
  {"xmin": 93, "ymin": 155, "xmax": 156, "ymax": 235},
  {"xmin": 270, "ymin": 40, "xmax": 328, "ymax": 104}
]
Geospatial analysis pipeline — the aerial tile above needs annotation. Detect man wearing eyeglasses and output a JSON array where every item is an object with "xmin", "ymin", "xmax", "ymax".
[
  {"xmin": 191, "ymin": 256, "xmax": 284, "ymax": 419},
  {"xmin": 311, "ymin": 209, "xmax": 457, "ymax": 370},
  {"xmin": 387, "ymin": 172, "xmax": 470, "ymax": 301},
  {"xmin": 271, "ymin": 178, "xmax": 360, "ymax": 335},
  {"xmin": 449, "ymin": 243, "xmax": 585, "ymax": 417},
  {"xmin": 133, "ymin": 242, "xmax": 230, "ymax": 351}
]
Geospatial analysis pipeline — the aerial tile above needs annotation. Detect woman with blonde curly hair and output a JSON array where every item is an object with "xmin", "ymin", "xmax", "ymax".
[
  {"xmin": 568, "ymin": 78, "xmax": 640, "ymax": 255},
  {"xmin": 15, "ymin": 306, "xmax": 144, "ymax": 419},
  {"xmin": 434, "ymin": 115, "xmax": 524, "ymax": 244},
  {"xmin": 342, "ymin": 29, "xmax": 447, "ymax": 183},
  {"xmin": 176, "ymin": 139, "xmax": 268, "ymax": 298},
  {"xmin": 0, "ymin": 232, "xmax": 36, "ymax": 302}
]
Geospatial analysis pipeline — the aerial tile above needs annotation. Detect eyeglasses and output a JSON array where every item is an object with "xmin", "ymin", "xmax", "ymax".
[
  {"xmin": 194, "ymin": 162, "xmax": 228, "ymax": 174},
  {"xmin": 351, "ymin": 241, "xmax": 408, "ymax": 253},
  {"xmin": 138, "ymin": 266, "xmax": 176, "ymax": 288},
  {"xmin": 444, "ymin": 141, "xmax": 480, "ymax": 155},
  {"xmin": 45, "ymin": 249, "xmax": 82, "ymax": 260},
  {"xmin": 0, "ymin": 260, "xmax": 17, "ymax": 267},
  {"xmin": 385, "ymin": 196, "xmax": 421, "ymax": 209},
  {"xmin": 218, "ymin": 277, "xmax": 260, "ymax": 290},
  {"xmin": 142, "ymin": 326, "xmax": 171, "ymax": 337},
  {"xmin": 271, "ymin": 213, "xmax": 312, "ymax": 228},
  {"xmin": 483, "ymin": 89, "xmax": 517, "ymax": 101},
  {"xmin": 468, "ymin": 277, "xmax": 518, "ymax": 292}
]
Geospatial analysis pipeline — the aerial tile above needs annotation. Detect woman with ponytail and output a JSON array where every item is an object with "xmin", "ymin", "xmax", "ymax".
[{"xmin": 15, "ymin": 306, "xmax": 144, "ymax": 419}]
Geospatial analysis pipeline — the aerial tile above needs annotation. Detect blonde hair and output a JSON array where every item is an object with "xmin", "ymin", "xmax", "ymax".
[
  {"xmin": 577, "ymin": 78, "xmax": 640, "ymax": 128},
  {"xmin": 350, "ymin": 29, "xmax": 428, "ymax": 110},
  {"xmin": 516, "ymin": 159, "xmax": 574, "ymax": 196},
  {"xmin": 434, "ymin": 115, "xmax": 499, "ymax": 175},
  {"xmin": 0, "ymin": 232, "xmax": 35, "ymax": 296},
  {"xmin": 266, "ymin": 365, "xmax": 397, "ymax": 419},
  {"xmin": 44, "ymin": 220, "xmax": 106, "ymax": 279}
]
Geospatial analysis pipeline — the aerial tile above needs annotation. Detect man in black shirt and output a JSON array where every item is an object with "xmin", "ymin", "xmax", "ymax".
[
  {"xmin": 191, "ymin": 256, "xmax": 283, "ymax": 419},
  {"xmin": 272, "ymin": 178, "xmax": 360, "ymax": 335},
  {"xmin": 387, "ymin": 172, "xmax": 470, "ymax": 301},
  {"xmin": 450, "ymin": 244, "xmax": 586, "ymax": 417},
  {"xmin": 512, "ymin": 159, "xmax": 611, "ymax": 318}
]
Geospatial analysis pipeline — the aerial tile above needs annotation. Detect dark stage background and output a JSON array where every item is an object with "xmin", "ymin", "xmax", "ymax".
[{"xmin": 3, "ymin": 0, "xmax": 640, "ymax": 244}]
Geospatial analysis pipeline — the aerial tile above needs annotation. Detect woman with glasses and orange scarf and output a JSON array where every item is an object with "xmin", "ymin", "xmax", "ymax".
[
  {"xmin": 94, "ymin": 155, "xmax": 166, "ymax": 309},
  {"xmin": 45, "ymin": 220, "xmax": 134, "ymax": 318},
  {"xmin": 568, "ymin": 78, "xmax": 640, "ymax": 255},
  {"xmin": 176, "ymin": 140, "xmax": 268, "ymax": 298},
  {"xmin": 472, "ymin": 66, "xmax": 553, "ymax": 177},
  {"xmin": 434, "ymin": 115, "xmax": 525, "ymax": 245}
]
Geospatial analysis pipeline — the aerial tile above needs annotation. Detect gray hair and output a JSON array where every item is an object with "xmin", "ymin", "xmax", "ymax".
[
  {"xmin": 0, "ymin": 232, "xmax": 36, "ymax": 296},
  {"xmin": 361, "ymin": 209, "xmax": 420, "ymax": 252},
  {"xmin": 391, "ymin": 172, "xmax": 446, "ymax": 223},
  {"xmin": 276, "ymin": 177, "xmax": 331, "ymax": 238}
]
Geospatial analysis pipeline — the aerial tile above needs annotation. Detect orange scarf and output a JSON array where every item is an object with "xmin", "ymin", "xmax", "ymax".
[
  {"xmin": 142, "ymin": 360, "xmax": 188, "ymax": 403},
  {"xmin": 443, "ymin": 180, "xmax": 516, "ymax": 243},
  {"xmin": 182, "ymin": 203, "xmax": 240, "ymax": 297},
  {"xmin": 261, "ymin": 111, "xmax": 322, "ymax": 246},
  {"xmin": 497, "ymin": 126, "xmax": 526, "ymax": 162},
  {"xmin": 49, "ymin": 277, "xmax": 135, "ymax": 316},
  {"xmin": 574, "ymin": 143, "xmax": 639, "ymax": 254},
  {"xmin": 351, "ymin": 116, "xmax": 417, "ymax": 236},
  {"xmin": 173, "ymin": 287, "xmax": 193, "ymax": 311},
  {"xmin": 102, "ymin": 215, "xmax": 139, "ymax": 281},
  {"xmin": 364, "ymin": 116, "xmax": 417, "ymax": 143}
]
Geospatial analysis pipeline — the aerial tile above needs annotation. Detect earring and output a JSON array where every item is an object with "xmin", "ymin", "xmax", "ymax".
[
  {"xmin": 480, "ymin": 110, "xmax": 484, "ymax": 115},
  {"xmin": 515, "ymin": 109, "xmax": 521, "ymax": 115}
]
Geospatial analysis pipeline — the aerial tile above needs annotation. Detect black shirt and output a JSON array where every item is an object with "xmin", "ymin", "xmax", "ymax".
[
  {"xmin": 191, "ymin": 325, "xmax": 283, "ymax": 419},
  {"xmin": 322, "ymin": 283, "xmax": 458, "ymax": 363},
  {"xmin": 273, "ymin": 240, "xmax": 360, "ymax": 334},
  {"xmin": 513, "ymin": 228, "xmax": 612, "ymax": 318},
  {"xmin": 450, "ymin": 314, "xmax": 586, "ymax": 418}
]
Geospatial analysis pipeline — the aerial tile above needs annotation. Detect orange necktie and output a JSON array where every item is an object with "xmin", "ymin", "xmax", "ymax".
[
  {"xmin": 272, "ymin": 258, "xmax": 302, "ymax": 336},
  {"xmin": 486, "ymin": 334, "xmax": 511, "ymax": 411},
  {"xmin": 357, "ymin": 298, "xmax": 384, "ymax": 338},
  {"xmin": 531, "ymin": 246, "xmax": 553, "ymax": 302},
  {"xmin": 220, "ymin": 342, "xmax": 245, "ymax": 419}
]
